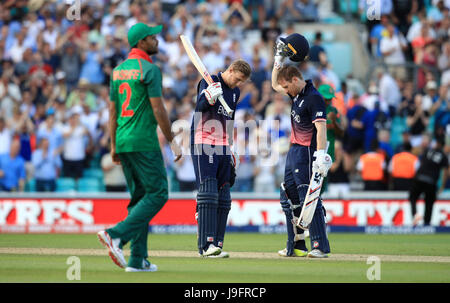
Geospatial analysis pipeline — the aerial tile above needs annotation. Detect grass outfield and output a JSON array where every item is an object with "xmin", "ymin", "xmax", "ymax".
[{"xmin": 0, "ymin": 233, "xmax": 449, "ymax": 283}]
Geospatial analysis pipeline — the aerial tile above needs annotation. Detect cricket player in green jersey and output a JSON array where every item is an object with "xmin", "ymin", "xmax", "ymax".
[
  {"xmin": 97, "ymin": 23, "xmax": 182, "ymax": 272},
  {"xmin": 318, "ymin": 84, "xmax": 344, "ymax": 194}
]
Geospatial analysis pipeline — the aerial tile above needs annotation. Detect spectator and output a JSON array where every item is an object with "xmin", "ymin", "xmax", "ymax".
[
  {"xmin": 223, "ymin": 2, "xmax": 252, "ymax": 41},
  {"xmin": 327, "ymin": 140, "xmax": 351, "ymax": 198},
  {"xmin": 369, "ymin": 14, "xmax": 391, "ymax": 58},
  {"xmin": 437, "ymin": 41, "xmax": 450, "ymax": 72},
  {"xmin": 356, "ymin": 139, "xmax": 387, "ymax": 191},
  {"xmin": 0, "ymin": 69, "xmax": 22, "ymax": 119},
  {"xmin": 309, "ymin": 31, "xmax": 326, "ymax": 64},
  {"xmin": 261, "ymin": 16, "xmax": 282, "ymax": 44},
  {"xmin": 202, "ymin": 42, "xmax": 225, "ymax": 75},
  {"xmin": 422, "ymin": 80, "xmax": 439, "ymax": 111},
  {"xmin": 343, "ymin": 98, "xmax": 367, "ymax": 171},
  {"xmin": 61, "ymin": 108, "xmax": 91, "ymax": 182},
  {"xmin": 42, "ymin": 18, "xmax": 59, "ymax": 51},
  {"xmin": 380, "ymin": 22, "xmax": 408, "ymax": 79},
  {"xmin": 388, "ymin": 141, "xmax": 419, "ymax": 191},
  {"xmin": 172, "ymin": 67, "xmax": 189, "ymax": 102},
  {"xmin": 249, "ymin": 55, "xmax": 268, "ymax": 94},
  {"xmin": 377, "ymin": 69, "xmax": 402, "ymax": 117},
  {"xmin": 28, "ymin": 52, "xmax": 54, "ymax": 89},
  {"xmin": 66, "ymin": 79, "xmax": 98, "ymax": 110},
  {"xmin": 60, "ymin": 42, "xmax": 82, "ymax": 91},
  {"xmin": 51, "ymin": 71, "xmax": 69, "ymax": 104},
  {"xmin": 6, "ymin": 30, "xmax": 29, "ymax": 63},
  {"xmin": 378, "ymin": 129, "xmax": 394, "ymax": 160},
  {"xmin": 79, "ymin": 40, "xmax": 105, "ymax": 85},
  {"xmin": 276, "ymin": 0, "xmax": 303, "ymax": 23},
  {"xmin": 406, "ymin": 93, "xmax": 430, "ymax": 150},
  {"xmin": 0, "ymin": 138, "xmax": 26, "ymax": 192},
  {"xmin": 297, "ymin": 0, "xmax": 319, "ymax": 22},
  {"xmin": 32, "ymin": 136, "xmax": 62, "ymax": 192},
  {"xmin": 101, "ymin": 150, "xmax": 127, "ymax": 192},
  {"xmin": 0, "ymin": 117, "xmax": 12, "ymax": 156},
  {"xmin": 14, "ymin": 47, "xmax": 33, "ymax": 81},
  {"xmin": 37, "ymin": 109, "xmax": 63, "ymax": 155},
  {"xmin": 173, "ymin": 104, "xmax": 196, "ymax": 192},
  {"xmin": 392, "ymin": 0, "xmax": 417, "ymax": 36},
  {"xmin": 430, "ymin": 85, "xmax": 450, "ymax": 135},
  {"xmin": 253, "ymin": 80, "xmax": 273, "ymax": 119}
]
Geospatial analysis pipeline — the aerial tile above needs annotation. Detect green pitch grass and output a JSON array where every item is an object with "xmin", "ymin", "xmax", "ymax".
[{"xmin": 0, "ymin": 233, "xmax": 449, "ymax": 283}]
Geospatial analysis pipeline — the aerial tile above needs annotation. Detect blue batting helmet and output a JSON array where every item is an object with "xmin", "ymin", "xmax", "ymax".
[{"xmin": 280, "ymin": 33, "xmax": 310, "ymax": 62}]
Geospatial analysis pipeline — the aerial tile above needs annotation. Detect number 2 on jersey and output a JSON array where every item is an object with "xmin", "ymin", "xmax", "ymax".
[{"xmin": 119, "ymin": 82, "xmax": 134, "ymax": 117}]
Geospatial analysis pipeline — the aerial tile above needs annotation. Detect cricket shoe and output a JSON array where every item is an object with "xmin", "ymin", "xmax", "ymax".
[
  {"xmin": 277, "ymin": 248, "xmax": 308, "ymax": 257},
  {"xmin": 206, "ymin": 251, "xmax": 230, "ymax": 258},
  {"xmin": 307, "ymin": 249, "xmax": 328, "ymax": 258},
  {"xmin": 202, "ymin": 244, "xmax": 221, "ymax": 257},
  {"xmin": 125, "ymin": 259, "xmax": 158, "ymax": 272},
  {"xmin": 97, "ymin": 230, "xmax": 127, "ymax": 268}
]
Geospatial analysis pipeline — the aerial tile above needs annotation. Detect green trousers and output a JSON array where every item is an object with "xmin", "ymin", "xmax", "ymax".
[{"xmin": 106, "ymin": 151, "xmax": 168, "ymax": 268}]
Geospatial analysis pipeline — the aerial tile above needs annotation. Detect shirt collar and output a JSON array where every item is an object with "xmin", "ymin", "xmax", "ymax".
[{"xmin": 127, "ymin": 48, "xmax": 153, "ymax": 63}]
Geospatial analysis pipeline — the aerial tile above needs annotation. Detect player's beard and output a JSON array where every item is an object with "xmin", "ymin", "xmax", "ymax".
[
  {"xmin": 146, "ymin": 42, "xmax": 158, "ymax": 56},
  {"xmin": 147, "ymin": 47, "xmax": 158, "ymax": 56}
]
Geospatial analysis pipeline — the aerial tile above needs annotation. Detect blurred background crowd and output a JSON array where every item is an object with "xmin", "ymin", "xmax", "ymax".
[{"xmin": 0, "ymin": 0, "xmax": 448, "ymax": 194}]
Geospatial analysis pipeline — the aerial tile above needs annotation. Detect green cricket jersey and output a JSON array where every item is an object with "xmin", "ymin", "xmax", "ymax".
[
  {"xmin": 110, "ymin": 48, "xmax": 162, "ymax": 153},
  {"xmin": 326, "ymin": 104, "xmax": 340, "ymax": 161}
]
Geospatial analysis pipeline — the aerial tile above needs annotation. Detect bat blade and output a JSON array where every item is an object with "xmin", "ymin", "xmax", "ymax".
[
  {"xmin": 179, "ymin": 35, "xmax": 233, "ymax": 115},
  {"xmin": 296, "ymin": 170, "xmax": 324, "ymax": 230}
]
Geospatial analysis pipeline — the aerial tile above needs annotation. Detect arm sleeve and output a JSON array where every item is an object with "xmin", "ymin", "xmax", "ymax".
[
  {"xmin": 144, "ymin": 64, "xmax": 163, "ymax": 98},
  {"xmin": 310, "ymin": 95, "xmax": 327, "ymax": 123}
]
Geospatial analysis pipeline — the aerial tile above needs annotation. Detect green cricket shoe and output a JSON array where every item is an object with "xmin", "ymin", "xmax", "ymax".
[
  {"xmin": 277, "ymin": 248, "xmax": 308, "ymax": 257},
  {"xmin": 294, "ymin": 248, "xmax": 308, "ymax": 257}
]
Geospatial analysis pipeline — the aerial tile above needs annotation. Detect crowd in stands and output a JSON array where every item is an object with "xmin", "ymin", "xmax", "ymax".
[{"xmin": 0, "ymin": 0, "xmax": 448, "ymax": 194}]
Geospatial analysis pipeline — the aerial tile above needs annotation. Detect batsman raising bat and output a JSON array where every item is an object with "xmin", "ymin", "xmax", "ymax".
[
  {"xmin": 190, "ymin": 59, "xmax": 251, "ymax": 258},
  {"xmin": 271, "ymin": 33, "xmax": 332, "ymax": 258}
]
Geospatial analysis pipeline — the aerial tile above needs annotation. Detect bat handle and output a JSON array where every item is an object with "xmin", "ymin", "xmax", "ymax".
[{"xmin": 218, "ymin": 95, "xmax": 233, "ymax": 116}]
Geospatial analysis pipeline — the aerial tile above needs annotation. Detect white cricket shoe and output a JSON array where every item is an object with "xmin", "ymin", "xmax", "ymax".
[
  {"xmin": 97, "ymin": 230, "xmax": 127, "ymax": 268},
  {"xmin": 202, "ymin": 244, "xmax": 221, "ymax": 256},
  {"xmin": 125, "ymin": 259, "xmax": 158, "ymax": 272},
  {"xmin": 206, "ymin": 251, "xmax": 230, "ymax": 258},
  {"xmin": 307, "ymin": 249, "xmax": 328, "ymax": 258}
]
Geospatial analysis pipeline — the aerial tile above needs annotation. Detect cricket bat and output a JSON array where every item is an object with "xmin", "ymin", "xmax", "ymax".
[
  {"xmin": 179, "ymin": 35, "xmax": 233, "ymax": 116},
  {"xmin": 296, "ymin": 143, "xmax": 330, "ymax": 230}
]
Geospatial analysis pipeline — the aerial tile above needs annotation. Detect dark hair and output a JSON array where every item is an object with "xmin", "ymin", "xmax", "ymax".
[
  {"xmin": 402, "ymin": 142, "xmax": 412, "ymax": 152},
  {"xmin": 315, "ymin": 31, "xmax": 322, "ymax": 40},
  {"xmin": 277, "ymin": 65, "xmax": 303, "ymax": 83}
]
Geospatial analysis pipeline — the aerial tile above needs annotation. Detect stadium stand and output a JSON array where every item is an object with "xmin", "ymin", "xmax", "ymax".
[{"xmin": 0, "ymin": 0, "xmax": 448, "ymax": 194}]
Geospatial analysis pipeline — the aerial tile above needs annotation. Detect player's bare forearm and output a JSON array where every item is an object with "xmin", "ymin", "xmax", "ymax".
[
  {"xmin": 315, "ymin": 121, "xmax": 327, "ymax": 151},
  {"xmin": 108, "ymin": 101, "xmax": 118, "ymax": 150},
  {"xmin": 271, "ymin": 66, "xmax": 285, "ymax": 94},
  {"xmin": 149, "ymin": 97, "xmax": 174, "ymax": 142}
]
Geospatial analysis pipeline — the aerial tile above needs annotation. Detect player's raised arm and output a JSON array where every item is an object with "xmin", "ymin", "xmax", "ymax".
[
  {"xmin": 272, "ymin": 34, "xmax": 310, "ymax": 94},
  {"xmin": 271, "ymin": 41, "xmax": 287, "ymax": 94}
]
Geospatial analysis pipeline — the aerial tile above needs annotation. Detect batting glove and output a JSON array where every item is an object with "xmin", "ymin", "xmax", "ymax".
[
  {"xmin": 312, "ymin": 149, "xmax": 332, "ymax": 177},
  {"xmin": 202, "ymin": 82, "xmax": 223, "ymax": 105},
  {"xmin": 274, "ymin": 40, "xmax": 286, "ymax": 70}
]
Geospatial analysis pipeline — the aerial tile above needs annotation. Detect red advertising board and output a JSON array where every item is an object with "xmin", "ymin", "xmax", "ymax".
[{"xmin": 0, "ymin": 198, "xmax": 449, "ymax": 233}]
